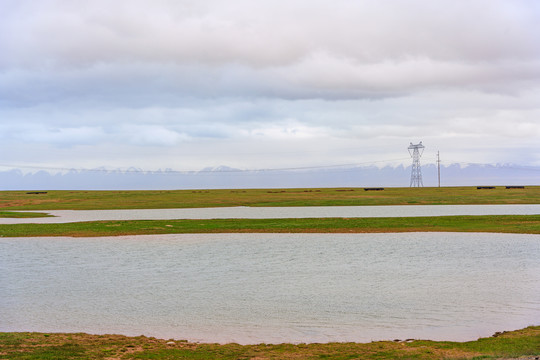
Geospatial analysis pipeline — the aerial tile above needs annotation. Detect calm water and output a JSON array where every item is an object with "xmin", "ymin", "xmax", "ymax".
[
  {"xmin": 1, "ymin": 232, "xmax": 539, "ymax": 344},
  {"xmin": 2, "ymin": 204, "xmax": 540, "ymax": 224}
]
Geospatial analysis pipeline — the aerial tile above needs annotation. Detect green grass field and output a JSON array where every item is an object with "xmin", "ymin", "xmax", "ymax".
[
  {"xmin": 1, "ymin": 186, "xmax": 539, "ymax": 210},
  {"xmin": 1, "ymin": 187, "xmax": 539, "ymax": 236},
  {"xmin": 1, "ymin": 215, "xmax": 539, "ymax": 237},
  {"xmin": 0, "ymin": 211, "xmax": 53, "ymax": 218},
  {"xmin": 1, "ymin": 327, "xmax": 539, "ymax": 359}
]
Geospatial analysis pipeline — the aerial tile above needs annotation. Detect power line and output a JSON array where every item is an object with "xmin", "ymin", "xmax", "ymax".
[
  {"xmin": 0, "ymin": 158, "xmax": 411, "ymax": 175},
  {"xmin": 440, "ymin": 160, "xmax": 540, "ymax": 172},
  {"xmin": 1, "ymin": 159, "xmax": 538, "ymax": 176}
]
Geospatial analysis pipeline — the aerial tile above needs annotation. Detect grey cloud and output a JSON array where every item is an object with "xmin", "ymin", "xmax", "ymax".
[
  {"xmin": 1, "ymin": 122, "xmax": 104, "ymax": 146},
  {"xmin": 3, "ymin": 57, "xmax": 538, "ymax": 110},
  {"xmin": 1, "ymin": 0, "xmax": 539, "ymax": 104},
  {"xmin": 3, "ymin": 89, "xmax": 538, "ymax": 146},
  {"xmin": 1, "ymin": 0, "xmax": 539, "ymax": 171},
  {"xmin": 3, "ymin": 0, "xmax": 539, "ymax": 67}
]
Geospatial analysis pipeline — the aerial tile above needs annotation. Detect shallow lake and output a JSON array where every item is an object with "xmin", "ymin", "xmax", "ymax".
[
  {"xmin": 1, "ymin": 232, "xmax": 539, "ymax": 344},
  {"xmin": 3, "ymin": 204, "xmax": 540, "ymax": 224}
]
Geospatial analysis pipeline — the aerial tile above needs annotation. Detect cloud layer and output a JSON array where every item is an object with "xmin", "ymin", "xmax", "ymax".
[{"xmin": 1, "ymin": 0, "xmax": 539, "ymax": 172}]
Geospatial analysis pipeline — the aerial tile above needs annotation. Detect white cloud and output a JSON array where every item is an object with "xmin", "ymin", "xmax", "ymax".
[
  {"xmin": 0, "ymin": 0, "xmax": 539, "ymax": 172},
  {"xmin": 2, "ymin": 0, "xmax": 539, "ymax": 104},
  {"xmin": 3, "ymin": 0, "xmax": 539, "ymax": 67},
  {"xmin": 120, "ymin": 125, "xmax": 189, "ymax": 146}
]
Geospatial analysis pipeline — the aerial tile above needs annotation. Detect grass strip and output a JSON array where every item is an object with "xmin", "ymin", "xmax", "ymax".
[
  {"xmin": 0, "ymin": 211, "xmax": 52, "ymax": 218},
  {"xmin": 0, "ymin": 326, "xmax": 538, "ymax": 359},
  {"xmin": 2, "ymin": 186, "xmax": 539, "ymax": 210},
  {"xmin": 1, "ymin": 215, "xmax": 539, "ymax": 237}
]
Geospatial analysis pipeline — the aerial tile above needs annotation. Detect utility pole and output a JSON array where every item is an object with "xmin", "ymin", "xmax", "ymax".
[
  {"xmin": 408, "ymin": 142, "xmax": 425, "ymax": 187},
  {"xmin": 437, "ymin": 151, "xmax": 441, "ymax": 187}
]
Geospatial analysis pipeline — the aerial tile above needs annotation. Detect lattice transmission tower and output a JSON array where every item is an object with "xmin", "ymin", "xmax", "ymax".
[{"xmin": 408, "ymin": 141, "xmax": 425, "ymax": 187}]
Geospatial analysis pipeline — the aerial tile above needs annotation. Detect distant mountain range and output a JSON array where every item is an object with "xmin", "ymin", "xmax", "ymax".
[{"xmin": 0, "ymin": 163, "xmax": 538, "ymax": 190}]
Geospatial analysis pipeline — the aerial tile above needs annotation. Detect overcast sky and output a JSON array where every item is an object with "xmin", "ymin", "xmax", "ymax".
[{"xmin": 1, "ymin": 0, "xmax": 539, "ymax": 173}]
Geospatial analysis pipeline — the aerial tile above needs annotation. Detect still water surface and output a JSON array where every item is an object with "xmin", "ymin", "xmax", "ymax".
[
  {"xmin": 2, "ymin": 204, "xmax": 540, "ymax": 224},
  {"xmin": 1, "ymin": 233, "xmax": 539, "ymax": 344}
]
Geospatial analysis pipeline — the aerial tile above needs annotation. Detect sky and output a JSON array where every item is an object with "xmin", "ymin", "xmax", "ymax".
[{"xmin": 1, "ymin": 0, "xmax": 539, "ymax": 173}]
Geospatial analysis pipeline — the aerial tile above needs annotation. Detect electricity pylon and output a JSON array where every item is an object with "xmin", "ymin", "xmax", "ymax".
[{"xmin": 408, "ymin": 142, "xmax": 425, "ymax": 187}]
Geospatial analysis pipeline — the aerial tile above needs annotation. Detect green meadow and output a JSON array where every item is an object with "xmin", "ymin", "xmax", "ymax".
[
  {"xmin": 1, "ymin": 215, "xmax": 539, "ymax": 237},
  {"xmin": 1, "ymin": 186, "xmax": 539, "ymax": 211},
  {"xmin": 0, "ymin": 211, "xmax": 53, "ymax": 218},
  {"xmin": 1, "ymin": 186, "xmax": 539, "ymax": 236}
]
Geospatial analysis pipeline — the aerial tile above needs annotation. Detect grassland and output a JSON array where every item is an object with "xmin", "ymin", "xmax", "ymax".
[
  {"xmin": 1, "ymin": 186, "xmax": 539, "ymax": 211},
  {"xmin": 0, "ymin": 211, "xmax": 53, "ymax": 218},
  {"xmin": 1, "ymin": 186, "xmax": 539, "ymax": 235},
  {"xmin": 1, "ymin": 215, "xmax": 539, "ymax": 237},
  {"xmin": 1, "ymin": 327, "xmax": 539, "ymax": 359}
]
